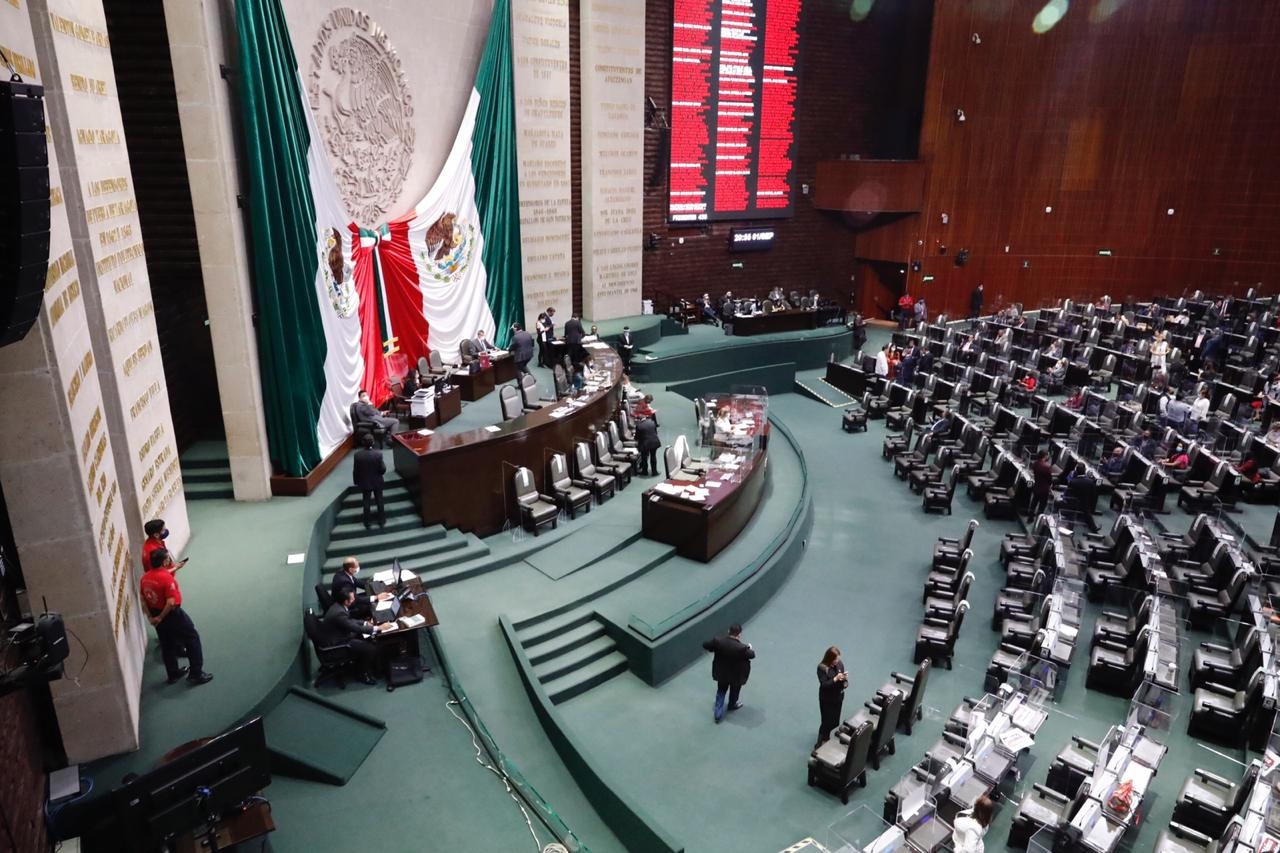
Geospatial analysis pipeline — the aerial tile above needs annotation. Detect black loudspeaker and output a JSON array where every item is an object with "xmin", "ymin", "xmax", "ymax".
[
  {"xmin": 955, "ymin": 249, "xmax": 969, "ymax": 267},
  {"xmin": 0, "ymin": 79, "xmax": 51, "ymax": 347}
]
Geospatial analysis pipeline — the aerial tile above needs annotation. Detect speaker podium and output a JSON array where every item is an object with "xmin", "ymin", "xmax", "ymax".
[{"xmin": 0, "ymin": 79, "xmax": 51, "ymax": 347}]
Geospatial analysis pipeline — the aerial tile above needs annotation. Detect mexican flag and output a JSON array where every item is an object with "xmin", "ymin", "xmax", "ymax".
[{"xmin": 235, "ymin": 0, "xmax": 523, "ymax": 477}]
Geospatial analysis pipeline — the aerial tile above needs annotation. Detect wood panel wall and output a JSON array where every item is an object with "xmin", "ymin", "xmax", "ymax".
[
  {"xmin": 637, "ymin": 0, "xmax": 933, "ymax": 311},
  {"xmin": 870, "ymin": 0, "xmax": 1280, "ymax": 319}
]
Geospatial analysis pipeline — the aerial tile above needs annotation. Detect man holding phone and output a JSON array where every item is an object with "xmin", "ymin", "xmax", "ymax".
[
  {"xmin": 141, "ymin": 518, "xmax": 184, "ymax": 573},
  {"xmin": 140, "ymin": 547, "xmax": 213, "ymax": 686}
]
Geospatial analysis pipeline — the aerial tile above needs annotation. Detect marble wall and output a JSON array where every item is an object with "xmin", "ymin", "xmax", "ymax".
[
  {"xmin": 0, "ymin": 0, "xmax": 148, "ymax": 762},
  {"xmin": 579, "ymin": 0, "xmax": 645, "ymax": 320}
]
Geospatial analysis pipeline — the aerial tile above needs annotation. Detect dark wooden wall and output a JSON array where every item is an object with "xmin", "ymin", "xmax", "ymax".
[
  {"xmin": 859, "ymin": 0, "xmax": 1280, "ymax": 319},
  {"xmin": 637, "ymin": 0, "xmax": 933, "ymax": 311},
  {"xmin": 105, "ymin": 0, "xmax": 224, "ymax": 450}
]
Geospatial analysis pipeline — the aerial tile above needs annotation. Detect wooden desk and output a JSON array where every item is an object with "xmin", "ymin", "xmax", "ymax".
[
  {"xmin": 641, "ymin": 449, "xmax": 769, "ymax": 562},
  {"xmin": 455, "ymin": 365, "xmax": 497, "ymax": 401},
  {"xmin": 174, "ymin": 802, "xmax": 274, "ymax": 853},
  {"xmin": 408, "ymin": 385, "xmax": 462, "ymax": 430},
  {"xmin": 492, "ymin": 353, "xmax": 517, "ymax": 383},
  {"xmin": 731, "ymin": 309, "xmax": 819, "ymax": 336},
  {"xmin": 393, "ymin": 347, "xmax": 624, "ymax": 535}
]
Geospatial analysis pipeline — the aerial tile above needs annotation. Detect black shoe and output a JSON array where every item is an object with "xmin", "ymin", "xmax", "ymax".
[
  {"xmin": 364, "ymin": 522, "xmax": 373, "ymax": 530},
  {"xmin": 378, "ymin": 520, "xmax": 386, "ymax": 528},
  {"xmin": 165, "ymin": 666, "xmax": 189, "ymax": 685},
  {"xmin": 188, "ymin": 672, "xmax": 214, "ymax": 686},
  {"xmin": 728, "ymin": 702, "xmax": 744, "ymax": 712},
  {"xmin": 359, "ymin": 673, "xmax": 377, "ymax": 686}
]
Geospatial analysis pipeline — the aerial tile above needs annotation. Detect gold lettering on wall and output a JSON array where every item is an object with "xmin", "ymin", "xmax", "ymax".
[
  {"xmin": 106, "ymin": 300, "xmax": 153, "ymax": 344},
  {"xmin": 86, "ymin": 176, "xmax": 129, "ymax": 197},
  {"xmin": 128, "ymin": 379, "xmax": 161, "ymax": 421},
  {"xmin": 50, "ymin": 185, "xmax": 63, "ymax": 207},
  {"xmin": 94, "ymin": 241, "xmax": 144, "ymax": 277},
  {"xmin": 121, "ymin": 339, "xmax": 153, "ymax": 377},
  {"xmin": 44, "ymin": 249, "xmax": 76, "ymax": 292},
  {"xmin": 48, "ymin": 13, "xmax": 111, "ymax": 49},
  {"xmin": 0, "ymin": 45, "xmax": 36, "ymax": 78},
  {"xmin": 69, "ymin": 73, "xmax": 108, "ymax": 96},
  {"xmin": 74, "ymin": 127, "xmax": 121, "ymax": 145},
  {"xmin": 65, "ymin": 349, "xmax": 94, "ymax": 409},
  {"xmin": 47, "ymin": 278, "xmax": 81, "ymax": 328}
]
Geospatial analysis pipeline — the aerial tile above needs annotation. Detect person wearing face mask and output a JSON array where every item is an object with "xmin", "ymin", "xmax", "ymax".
[{"xmin": 142, "ymin": 518, "xmax": 185, "ymax": 574}]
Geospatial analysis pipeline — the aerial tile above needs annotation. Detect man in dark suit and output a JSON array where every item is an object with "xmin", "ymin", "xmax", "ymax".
[
  {"xmin": 352, "ymin": 433, "xmax": 385, "ymax": 528},
  {"xmin": 537, "ymin": 307, "xmax": 556, "ymax": 367},
  {"xmin": 702, "ymin": 623, "xmax": 755, "ymax": 722},
  {"xmin": 331, "ymin": 556, "xmax": 392, "ymax": 618},
  {"xmin": 320, "ymin": 588, "xmax": 387, "ymax": 685},
  {"xmin": 969, "ymin": 283, "xmax": 984, "ymax": 319},
  {"xmin": 1063, "ymin": 463, "xmax": 1099, "ymax": 532},
  {"xmin": 564, "ymin": 312, "xmax": 586, "ymax": 366},
  {"xmin": 634, "ymin": 415, "xmax": 660, "ymax": 476},
  {"xmin": 510, "ymin": 323, "xmax": 535, "ymax": 376},
  {"xmin": 618, "ymin": 326, "xmax": 635, "ymax": 373},
  {"xmin": 352, "ymin": 390, "xmax": 397, "ymax": 439}
]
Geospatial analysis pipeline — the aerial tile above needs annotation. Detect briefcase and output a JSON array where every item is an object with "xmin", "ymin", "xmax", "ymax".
[{"xmin": 387, "ymin": 655, "xmax": 424, "ymax": 689}]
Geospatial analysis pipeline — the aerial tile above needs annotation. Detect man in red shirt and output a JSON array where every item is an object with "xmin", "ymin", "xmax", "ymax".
[
  {"xmin": 139, "ymin": 548, "xmax": 212, "ymax": 686},
  {"xmin": 140, "ymin": 518, "xmax": 172, "ymax": 573}
]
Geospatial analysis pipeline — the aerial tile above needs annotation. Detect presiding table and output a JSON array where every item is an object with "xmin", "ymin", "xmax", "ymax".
[
  {"xmin": 641, "ymin": 394, "xmax": 770, "ymax": 562},
  {"xmin": 393, "ymin": 345, "xmax": 624, "ymax": 536},
  {"xmin": 454, "ymin": 352, "xmax": 516, "ymax": 401},
  {"xmin": 731, "ymin": 308, "xmax": 820, "ymax": 336}
]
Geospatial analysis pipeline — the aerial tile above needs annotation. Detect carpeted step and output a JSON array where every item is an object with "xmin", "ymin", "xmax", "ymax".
[
  {"xmin": 532, "ymin": 634, "xmax": 619, "ymax": 683},
  {"xmin": 330, "ymin": 514, "xmax": 424, "ymax": 541},
  {"xmin": 181, "ymin": 467, "xmax": 231, "ymax": 485},
  {"xmin": 322, "ymin": 525, "xmax": 449, "ymax": 564},
  {"xmin": 517, "ymin": 608, "xmax": 596, "ymax": 649},
  {"xmin": 184, "ymin": 480, "xmax": 234, "ymax": 501},
  {"xmin": 339, "ymin": 486, "xmax": 412, "ymax": 511},
  {"xmin": 319, "ymin": 531, "xmax": 482, "ymax": 580},
  {"xmin": 334, "ymin": 495, "xmax": 418, "ymax": 525},
  {"xmin": 180, "ymin": 456, "xmax": 230, "ymax": 470},
  {"xmin": 525, "ymin": 617, "xmax": 606, "ymax": 665},
  {"xmin": 543, "ymin": 651, "xmax": 629, "ymax": 705},
  {"xmin": 321, "ymin": 528, "xmax": 462, "ymax": 574},
  {"xmin": 512, "ymin": 540, "xmax": 677, "ymax": 631},
  {"xmin": 793, "ymin": 379, "xmax": 857, "ymax": 408},
  {"xmin": 416, "ymin": 546, "xmax": 517, "ymax": 587}
]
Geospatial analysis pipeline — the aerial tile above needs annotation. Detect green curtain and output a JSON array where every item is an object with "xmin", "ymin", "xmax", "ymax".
[
  {"xmin": 471, "ymin": 0, "xmax": 525, "ymax": 348},
  {"xmin": 235, "ymin": 0, "xmax": 326, "ymax": 477}
]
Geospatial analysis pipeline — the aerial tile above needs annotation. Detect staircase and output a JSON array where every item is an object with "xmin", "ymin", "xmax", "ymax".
[
  {"xmin": 180, "ymin": 454, "xmax": 233, "ymax": 500},
  {"xmin": 513, "ymin": 609, "xmax": 629, "ymax": 705},
  {"xmin": 322, "ymin": 479, "xmax": 493, "ymax": 590}
]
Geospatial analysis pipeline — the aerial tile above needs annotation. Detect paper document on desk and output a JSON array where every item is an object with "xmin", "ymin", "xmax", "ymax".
[
  {"xmin": 1001, "ymin": 729, "xmax": 1034, "ymax": 753},
  {"xmin": 372, "ymin": 569, "xmax": 395, "ymax": 584},
  {"xmin": 398, "ymin": 614, "xmax": 426, "ymax": 629},
  {"xmin": 484, "ymin": 425, "xmax": 502, "ymax": 433},
  {"xmin": 375, "ymin": 598, "xmax": 396, "ymax": 612}
]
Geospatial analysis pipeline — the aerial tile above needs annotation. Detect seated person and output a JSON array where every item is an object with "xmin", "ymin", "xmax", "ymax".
[
  {"xmin": 352, "ymin": 390, "xmax": 398, "ymax": 437},
  {"xmin": 473, "ymin": 328, "xmax": 495, "ymax": 354},
  {"xmin": 1064, "ymin": 463, "xmax": 1100, "ymax": 532},
  {"xmin": 1266, "ymin": 421, "xmax": 1280, "ymax": 446},
  {"xmin": 714, "ymin": 406, "xmax": 733, "ymax": 434},
  {"xmin": 1048, "ymin": 358, "xmax": 1068, "ymax": 383},
  {"xmin": 331, "ymin": 557, "xmax": 392, "ymax": 619},
  {"xmin": 1131, "ymin": 428, "xmax": 1160, "ymax": 459},
  {"xmin": 402, "ymin": 368, "xmax": 421, "ymax": 398},
  {"xmin": 1046, "ymin": 339, "xmax": 1064, "ymax": 360},
  {"xmin": 928, "ymin": 409, "xmax": 954, "ymax": 436},
  {"xmin": 1160, "ymin": 442, "xmax": 1190, "ymax": 473},
  {"xmin": 1101, "ymin": 447, "xmax": 1127, "ymax": 478},
  {"xmin": 582, "ymin": 324, "xmax": 600, "ymax": 343},
  {"xmin": 700, "ymin": 293, "xmax": 720, "ymax": 326},
  {"xmin": 1018, "ymin": 373, "xmax": 1038, "ymax": 396},
  {"xmin": 634, "ymin": 393, "xmax": 658, "ymax": 425},
  {"xmin": 320, "ymin": 588, "xmax": 394, "ymax": 685},
  {"xmin": 1237, "ymin": 453, "xmax": 1263, "ymax": 495},
  {"xmin": 1064, "ymin": 387, "xmax": 1085, "ymax": 410},
  {"xmin": 570, "ymin": 362, "xmax": 586, "ymax": 393}
]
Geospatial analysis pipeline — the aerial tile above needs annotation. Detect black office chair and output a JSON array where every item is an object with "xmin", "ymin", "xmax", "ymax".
[
  {"xmin": 807, "ymin": 719, "xmax": 873, "ymax": 804},
  {"xmin": 872, "ymin": 660, "xmax": 930, "ymax": 735},
  {"xmin": 519, "ymin": 374, "xmax": 542, "ymax": 412},
  {"xmin": 304, "ymin": 608, "xmax": 355, "ymax": 689},
  {"xmin": 499, "ymin": 385, "xmax": 524, "ymax": 420},
  {"xmin": 315, "ymin": 583, "xmax": 334, "ymax": 613},
  {"xmin": 1171, "ymin": 761, "xmax": 1259, "ymax": 840},
  {"xmin": 349, "ymin": 402, "xmax": 387, "ymax": 447},
  {"xmin": 934, "ymin": 519, "xmax": 979, "ymax": 569},
  {"xmin": 573, "ymin": 441, "xmax": 616, "ymax": 503},
  {"xmin": 914, "ymin": 601, "xmax": 968, "ymax": 669}
]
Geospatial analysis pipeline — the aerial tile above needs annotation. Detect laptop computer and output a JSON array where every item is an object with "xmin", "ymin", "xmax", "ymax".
[{"xmin": 372, "ymin": 595, "xmax": 401, "ymax": 625}]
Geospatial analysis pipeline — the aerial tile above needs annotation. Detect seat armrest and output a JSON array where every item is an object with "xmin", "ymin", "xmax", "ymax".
[
  {"xmin": 1032, "ymin": 784, "xmax": 1069, "ymax": 804},
  {"xmin": 571, "ymin": 478, "xmax": 592, "ymax": 488},
  {"xmin": 922, "ymin": 617, "xmax": 950, "ymax": 628},
  {"xmin": 1198, "ymin": 641, "xmax": 1231, "ymax": 654},
  {"xmin": 1190, "ymin": 583, "xmax": 1219, "ymax": 595},
  {"xmin": 1071, "ymin": 735, "xmax": 1099, "ymax": 752},
  {"xmin": 891, "ymin": 671, "xmax": 915, "ymax": 686},
  {"xmin": 1192, "ymin": 768, "xmax": 1233, "ymax": 788},
  {"xmin": 1094, "ymin": 638, "xmax": 1127, "ymax": 652},
  {"xmin": 1200, "ymin": 682, "xmax": 1237, "ymax": 697},
  {"xmin": 937, "ymin": 535, "xmax": 960, "ymax": 545},
  {"xmin": 317, "ymin": 641, "xmax": 351, "ymax": 654},
  {"xmin": 537, "ymin": 492, "xmax": 558, "ymax": 504}
]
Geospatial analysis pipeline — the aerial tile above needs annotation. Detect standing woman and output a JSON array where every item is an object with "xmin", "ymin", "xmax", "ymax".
[
  {"xmin": 952, "ymin": 795, "xmax": 994, "ymax": 853},
  {"xmin": 1150, "ymin": 330, "xmax": 1170, "ymax": 372},
  {"xmin": 815, "ymin": 646, "xmax": 848, "ymax": 750}
]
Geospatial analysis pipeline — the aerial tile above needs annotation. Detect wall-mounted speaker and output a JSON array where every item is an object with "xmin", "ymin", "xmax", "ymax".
[
  {"xmin": 0, "ymin": 79, "xmax": 51, "ymax": 347},
  {"xmin": 955, "ymin": 249, "xmax": 969, "ymax": 267}
]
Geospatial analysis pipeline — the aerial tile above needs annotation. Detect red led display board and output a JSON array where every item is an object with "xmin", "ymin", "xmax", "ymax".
[{"xmin": 668, "ymin": 0, "xmax": 801, "ymax": 223}]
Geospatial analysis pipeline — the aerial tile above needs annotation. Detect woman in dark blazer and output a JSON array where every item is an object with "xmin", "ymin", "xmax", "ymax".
[{"xmin": 816, "ymin": 646, "xmax": 848, "ymax": 749}]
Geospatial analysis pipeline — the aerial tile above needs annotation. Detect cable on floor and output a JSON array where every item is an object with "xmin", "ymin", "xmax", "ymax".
[{"xmin": 446, "ymin": 698, "xmax": 544, "ymax": 852}]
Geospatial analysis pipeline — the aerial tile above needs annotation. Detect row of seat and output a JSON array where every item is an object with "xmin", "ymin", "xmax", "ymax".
[
  {"xmin": 914, "ymin": 522, "xmax": 980, "ymax": 668},
  {"xmin": 806, "ymin": 661, "xmax": 932, "ymax": 804}
]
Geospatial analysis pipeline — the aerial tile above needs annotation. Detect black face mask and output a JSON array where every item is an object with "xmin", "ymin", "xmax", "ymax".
[{"xmin": 161, "ymin": 529, "xmax": 169, "ymax": 539}]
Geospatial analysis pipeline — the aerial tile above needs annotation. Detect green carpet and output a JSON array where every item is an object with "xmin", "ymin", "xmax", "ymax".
[{"xmin": 262, "ymin": 688, "xmax": 386, "ymax": 785}]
